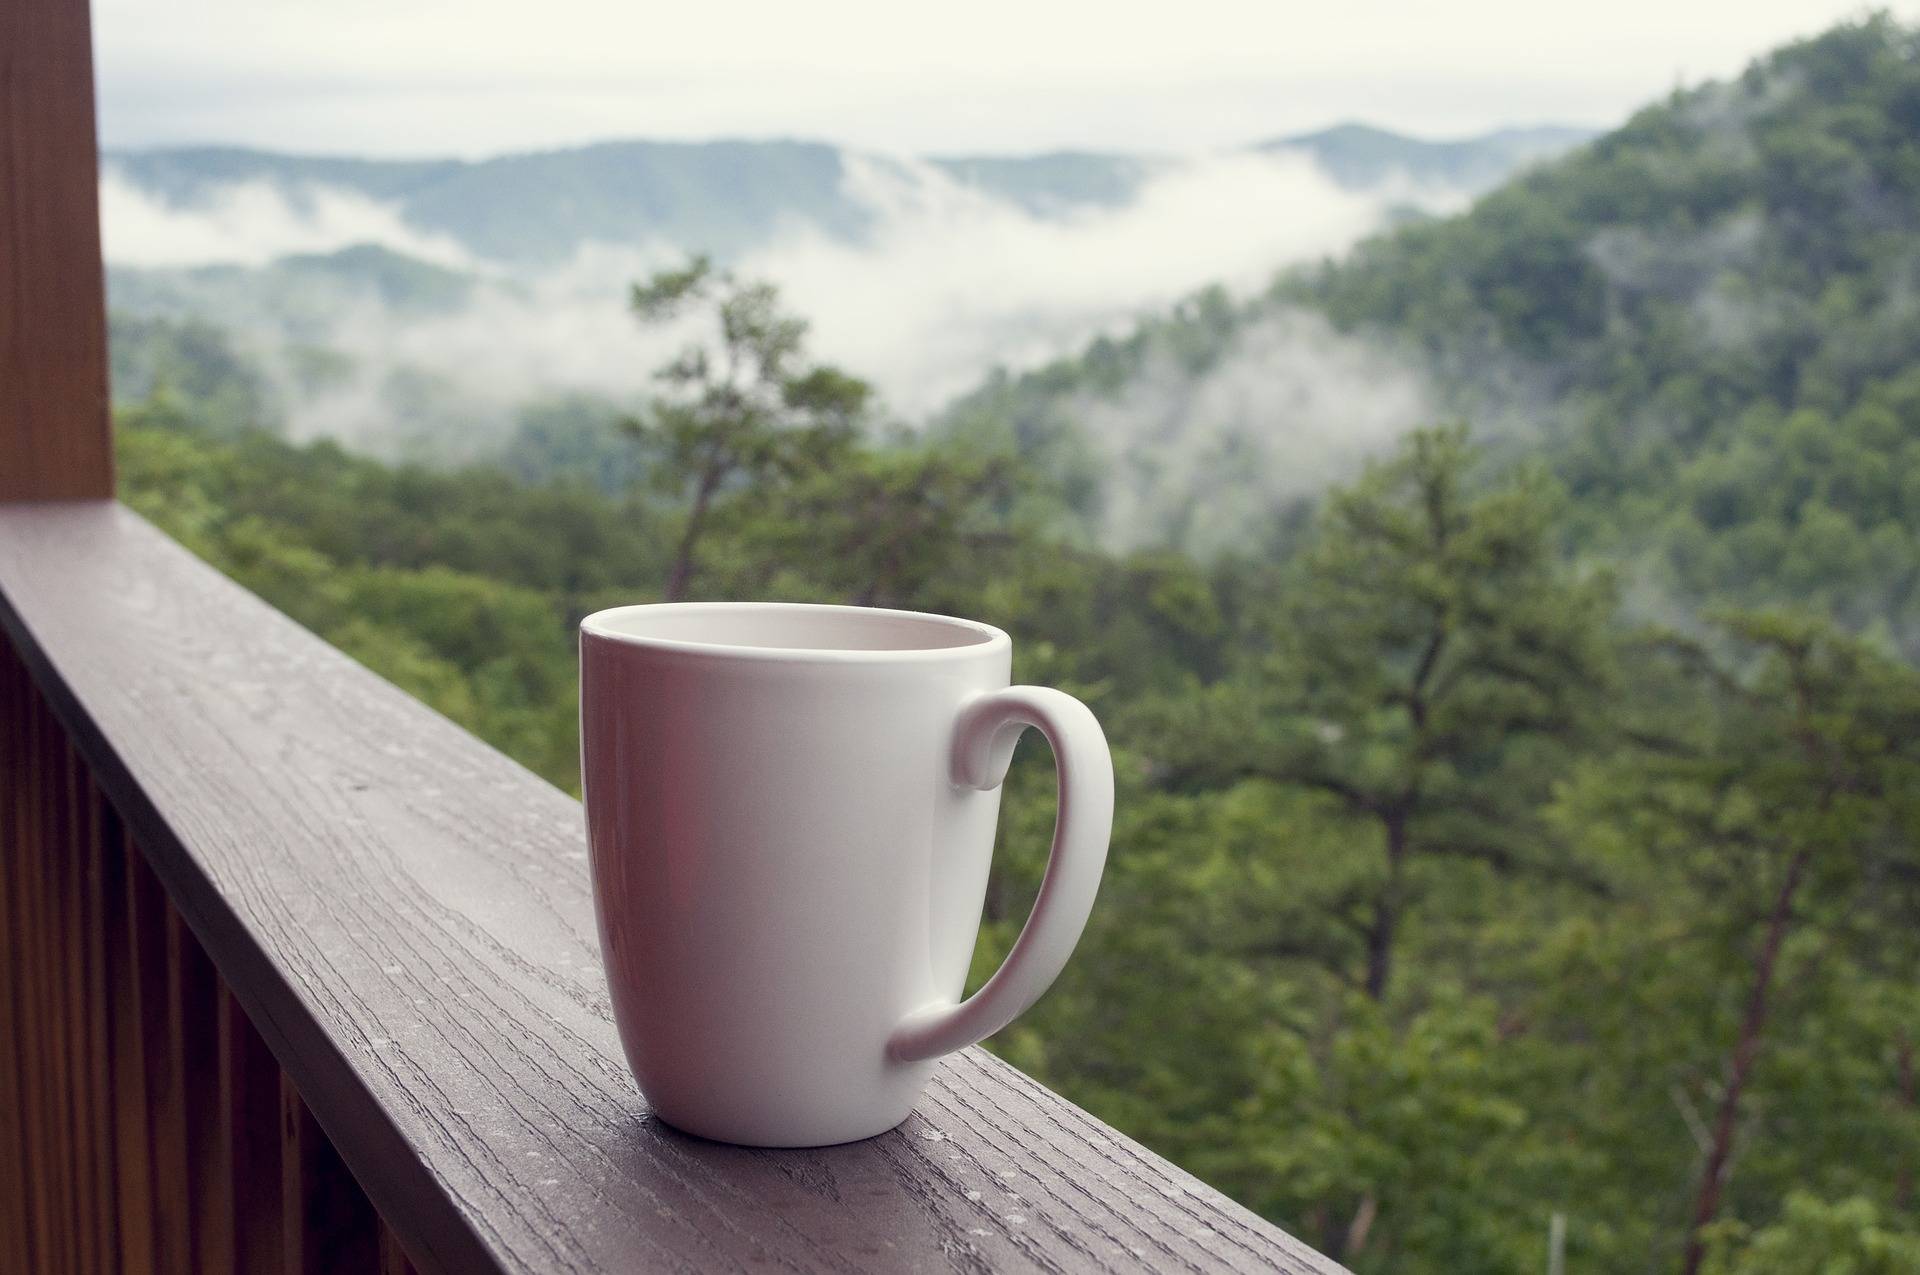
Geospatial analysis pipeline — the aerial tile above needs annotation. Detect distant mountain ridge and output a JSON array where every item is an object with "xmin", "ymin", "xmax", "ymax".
[
  {"xmin": 1259, "ymin": 122, "xmax": 1597, "ymax": 190},
  {"xmin": 102, "ymin": 124, "xmax": 1593, "ymax": 268}
]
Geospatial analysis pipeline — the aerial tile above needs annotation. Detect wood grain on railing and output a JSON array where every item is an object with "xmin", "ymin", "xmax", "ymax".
[{"xmin": 0, "ymin": 501, "xmax": 1348, "ymax": 1274}]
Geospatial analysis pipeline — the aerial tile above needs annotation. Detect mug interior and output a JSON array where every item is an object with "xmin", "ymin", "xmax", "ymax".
[{"xmin": 582, "ymin": 602, "xmax": 1002, "ymax": 655}]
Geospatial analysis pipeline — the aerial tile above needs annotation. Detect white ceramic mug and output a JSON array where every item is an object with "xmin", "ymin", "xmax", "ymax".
[{"xmin": 579, "ymin": 602, "xmax": 1113, "ymax": 1147}]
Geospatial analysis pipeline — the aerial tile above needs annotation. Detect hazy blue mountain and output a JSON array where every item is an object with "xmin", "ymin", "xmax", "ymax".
[
  {"xmin": 106, "ymin": 140, "xmax": 868, "ymax": 265},
  {"xmin": 1259, "ymin": 122, "xmax": 1597, "ymax": 191},
  {"xmin": 925, "ymin": 151, "xmax": 1164, "ymax": 215},
  {"xmin": 104, "ymin": 148, "xmax": 462, "ymax": 204},
  {"xmin": 105, "ymin": 141, "xmax": 1164, "ymax": 266},
  {"xmin": 108, "ymin": 244, "xmax": 476, "ymax": 336},
  {"xmin": 103, "ymin": 126, "xmax": 1589, "ymax": 268}
]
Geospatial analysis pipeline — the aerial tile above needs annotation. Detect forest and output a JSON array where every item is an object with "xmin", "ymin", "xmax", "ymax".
[{"xmin": 112, "ymin": 17, "xmax": 1920, "ymax": 1273}]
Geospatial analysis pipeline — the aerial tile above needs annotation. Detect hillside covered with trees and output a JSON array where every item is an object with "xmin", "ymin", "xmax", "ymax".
[
  {"xmin": 945, "ymin": 17, "xmax": 1920, "ymax": 657},
  {"xmin": 114, "ymin": 17, "xmax": 1920, "ymax": 1273}
]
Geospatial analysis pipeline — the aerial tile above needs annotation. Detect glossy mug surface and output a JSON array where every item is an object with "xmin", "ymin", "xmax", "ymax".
[{"xmin": 580, "ymin": 602, "xmax": 1113, "ymax": 1147}]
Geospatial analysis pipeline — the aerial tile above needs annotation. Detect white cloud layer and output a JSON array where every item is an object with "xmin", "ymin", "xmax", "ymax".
[
  {"xmin": 99, "ymin": 172, "xmax": 472, "ymax": 269},
  {"xmin": 1073, "ymin": 311, "xmax": 1436, "ymax": 554},
  {"xmin": 101, "ymin": 149, "xmax": 1433, "ymax": 430},
  {"xmin": 742, "ymin": 152, "xmax": 1442, "ymax": 414}
]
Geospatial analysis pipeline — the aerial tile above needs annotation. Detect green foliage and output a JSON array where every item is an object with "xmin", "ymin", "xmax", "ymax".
[
  {"xmin": 744, "ymin": 441, "xmax": 1019, "ymax": 609},
  {"xmin": 1704, "ymin": 1194, "xmax": 1920, "ymax": 1275},
  {"xmin": 1537, "ymin": 614, "xmax": 1920, "ymax": 1271},
  {"xmin": 500, "ymin": 393, "xmax": 649, "ymax": 492},
  {"xmin": 109, "ymin": 313, "xmax": 280, "ymax": 439},
  {"xmin": 1149, "ymin": 427, "xmax": 1616, "ymax": 1004}
]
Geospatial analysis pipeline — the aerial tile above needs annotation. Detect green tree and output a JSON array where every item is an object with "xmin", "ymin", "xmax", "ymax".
[
  {"xmin": 1703, "ymin": 1192, "xmax": 1920, "ymax": 1275},
  {"xmin": 1168, "ymin": 426, "xmax": 1616, "ymax": 1003},
  {"xmin": 748, "ymin": 440, "xmax": 1017, "ymax": 608},
  {"xmin": 624, "ymin": 255, "xmax": 871, "ymax": 600},
  {"xmin": 1133, "ymin": 426, "xmax": 1617, "ymax": 1266},
  {"xmin": 1565, "ymin": 614, "xmax": 1920, "ymax": 1273}
]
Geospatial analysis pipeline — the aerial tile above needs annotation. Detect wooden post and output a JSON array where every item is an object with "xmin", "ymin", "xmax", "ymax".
[{"xmin": 0, "ymin": 0, "xmax": 115, "ymax": 500}]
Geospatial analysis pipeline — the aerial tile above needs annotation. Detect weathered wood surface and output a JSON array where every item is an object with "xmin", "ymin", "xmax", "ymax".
[
  {"xmin": 0, "ymin": 0, "xmax": 115, "ymax": 499},
  {"xmin": 0, "ymin": 500, "xmax": 1348, "ymax": 1275}
]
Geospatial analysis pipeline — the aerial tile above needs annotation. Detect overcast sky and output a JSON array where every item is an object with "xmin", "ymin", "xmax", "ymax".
[{"xmin": 95, "ymin": 1, "xmax": 1917, "ymax": 158}]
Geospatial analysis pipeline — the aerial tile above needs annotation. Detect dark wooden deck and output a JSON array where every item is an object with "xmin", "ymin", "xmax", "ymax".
[{"xmin": 0, "ymin": 500, "xmax": 1348, "ymax": 1274}]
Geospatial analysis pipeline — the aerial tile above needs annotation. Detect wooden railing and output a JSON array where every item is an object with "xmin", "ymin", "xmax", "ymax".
[{"xmin": 0, "ymin": 501, "xmax": 1350, "ymax": 1274}]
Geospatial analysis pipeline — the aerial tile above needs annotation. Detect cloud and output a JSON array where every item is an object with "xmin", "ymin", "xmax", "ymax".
[
  {"xmin": 279, "ymin": 253, "xmax": 676, "ymax": 451},
  {"xmin": 98, "ymin": 169, "xmax": 472, "ymax": 268},
  {"xmin": 1068, "ymin": 310, "xmax": 1437, "ymax": 554},
  {"xmin": 745, "ymin": 151, "xmax": 1446, "ymax": 416}
]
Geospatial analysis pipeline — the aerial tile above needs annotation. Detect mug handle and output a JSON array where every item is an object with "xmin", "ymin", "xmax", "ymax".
[{"xmin": 887, "ymin": 686, "xmax": 1114, "ymax": 1063}]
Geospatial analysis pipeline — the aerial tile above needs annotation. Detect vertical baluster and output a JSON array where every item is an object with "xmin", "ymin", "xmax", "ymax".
[
  {"xmin": 0, "ymin": 642, "xmax": 33, "ymax": 1273},
  {"xmin": 56, "ymin": 732, "xmax": 96, "ymax": 1275},
  {"xmin": 378, "ymin": 1222, "xmax": 419, "ymax": 1275},
  {"xmin": 20, "ymin": 671, "xmax": 63, "ymax": 1274},
  {"xmin": 221, "ymin": 985, "xmax": 283, "ymax": 1274},
  {"xmin": 281, "ymin": 1075, "xmax": 378, "ymax": 1275},
  {"xmin": 49, "ymin": 694, "xmax": 83, "ymax": 1275},
  {"xmin": 170, "ymin": 905, "xmax": 230, "ymax": 1273},
  {"xmin": 81, "ymin": 777, "xmax": 120, "ymax": 1274},
  {"xmin": 128, "ymin": 851, "xmax": 191, "ymax": 1273},
  {"xmin": 106, "ymin": 821, "xmax": 155, "ymax": 1273}
]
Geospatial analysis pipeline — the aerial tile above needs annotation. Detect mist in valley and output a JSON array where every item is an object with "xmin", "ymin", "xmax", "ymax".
[
  {"xmin": 102, "ymin": 141, "xmax": 1480, "ymax": 511},
  {"xmin": 1066, "ymin": 310, "xmax": 1439, "ymax": 554}
]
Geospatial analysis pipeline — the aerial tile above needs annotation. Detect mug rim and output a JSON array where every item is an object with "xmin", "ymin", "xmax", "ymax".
[{"xmin": 579, "ymin": 601, "xmax": 1012, "ymax": 663}]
